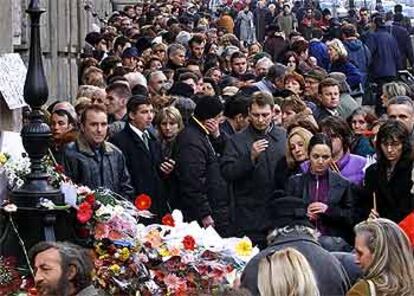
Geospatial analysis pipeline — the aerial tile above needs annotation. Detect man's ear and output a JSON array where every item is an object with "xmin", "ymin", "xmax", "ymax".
[{"xmin": 67, "ymin": 264, "xmax": 77, "ymax": 281}]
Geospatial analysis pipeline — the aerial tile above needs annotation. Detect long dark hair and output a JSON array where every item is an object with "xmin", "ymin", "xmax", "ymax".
[{"xmin": 376, "ymin": 120, "xmax": 412, "ymax": 168}]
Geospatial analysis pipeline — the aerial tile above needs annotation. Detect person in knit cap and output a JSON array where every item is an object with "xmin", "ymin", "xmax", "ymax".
[{"xmin": 174, "ymin": 96, "xmax": 231, "ymax": 237}]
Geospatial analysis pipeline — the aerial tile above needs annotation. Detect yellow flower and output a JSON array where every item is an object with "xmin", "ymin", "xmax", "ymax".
[
  {"xmin": 235, "ymin": 239, "xmax": 253, "ymax": 257},
  {"xmin": 159, "ymin": 247, "xmax": 170, "ymax": 257},
  {"xmin": 119, "ymin": 247, "xmax": 130, "ymax": 262},
  {"xmin": 0, "ymin": 153, "xmax": 7, "ymax": 165},
  {"xmin": 109, "ymin": 264, "xmax": 121, "ymax": 274}
]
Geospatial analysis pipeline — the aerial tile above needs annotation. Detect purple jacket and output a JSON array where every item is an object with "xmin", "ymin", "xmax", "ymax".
[{"xmin": 301, "ymin": 153, "xmax": 367, "ymax": 185}]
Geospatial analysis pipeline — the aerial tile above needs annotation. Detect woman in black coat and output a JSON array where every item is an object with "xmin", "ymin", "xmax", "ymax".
[
  {"xmin": 286, "ymin": 133, "xmax": 355, "ymax": 249},
  {"xmin": 361, "ymin": 120, "xmax": 414, "ymax": 223}
]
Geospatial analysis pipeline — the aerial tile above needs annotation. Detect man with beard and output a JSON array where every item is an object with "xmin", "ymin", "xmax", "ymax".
[{"xmin": 30, "ymin": 241, "xmax": 102, "ymax": 296}]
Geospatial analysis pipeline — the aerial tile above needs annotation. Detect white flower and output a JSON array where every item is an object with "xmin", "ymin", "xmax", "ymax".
[
  {"xmin": 113, "ymin": 205, "xmax": 124, "ymax": 215},
  {"xmin": 16, "ymin": 178, "xmax": 24, "ymax": 188}
]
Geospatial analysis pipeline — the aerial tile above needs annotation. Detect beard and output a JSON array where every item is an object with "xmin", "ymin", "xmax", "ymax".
[{"xmin": 36, "ymin": 276, "xmax": 71, "ymax": 296}]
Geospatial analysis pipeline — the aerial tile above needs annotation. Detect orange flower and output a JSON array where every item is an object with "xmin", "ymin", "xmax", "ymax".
[
  {"xmin": 182, "ymin": 235, "xmax": 196, "ymax": 251},
  {"xmin": 162, "ymin": 213, "xmax": 175, "ymax": 227},
  {"xmin": 134, "ymin": 194, "xmax": 152, "ymax": 211}
]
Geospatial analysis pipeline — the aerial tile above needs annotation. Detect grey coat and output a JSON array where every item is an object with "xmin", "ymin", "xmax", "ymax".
[
  {"xmin": 241, "ymin": 233, "xmax": 351, "ymax": 296},
  {"xmin": 63, "ymin": 135, "xmax": 134, "ymax": 199}
]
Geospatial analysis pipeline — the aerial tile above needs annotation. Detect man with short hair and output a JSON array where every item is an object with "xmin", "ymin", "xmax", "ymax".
[
  {"xmin": 111, "ymin": 95, "xmax": 172, "ymax": 218},
  {"xmin": 148, "ymin": 70, "xmax": 169, "ymax": 98},
  {"xmin": 106, "ymin": 82, "xmax": 131, "ymax": 124},
  {"xmin": 221, "ymin": 96, "xmax": 250, "ymax": 137},
  {"xmin": 166, "ymin": 43, "xmax": 187, "ymax": 71},
  {"xmin": 50, "ymin": 109, "xmax": 77, "ymax": 164},
  {"xmin": 221, "ymin": 92, "xmax": 286, "ymax": 247},
  {"xmin": 175, "ymin": 96, "xmax": 230, "ymax": 236},
  {"xmin": 30, "ymin": 241, "xmax": 102, "ymax": 296},
  {"xmin": 387, "ymin": 96, "xmax": 414, "ymax": 136},
  {"xmin": 121, "ymin": 47, "xmax": 139, "ymax": 72},
  {"xmin": 188, "ymin": 34, "xmax": 206, "ymax": 63},
  {"xmin": 63, "ymin": 104, "xmax": 133, "ymax": 198},
  {"xmin": 230, "ymin": 51, "xmax": 248, "ymax": 79},
  {"xmin": 241, "ymin": 197, "xmax": 351, "ymax": 296},
  {"xmin": 314, "ymin": 78, "xmax": 342, "ymax": 122}
]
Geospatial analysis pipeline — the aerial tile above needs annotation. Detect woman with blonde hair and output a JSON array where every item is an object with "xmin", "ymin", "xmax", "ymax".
[
  {"xmin": 258, "ymin": 247, "xmax": 320, "ymax": 296},
  {"xmin": 154, "ymin": 106, "xmax": 184, "ymax": 158},
  {"xmin": 286, "ymin": 127, "xmax": 313, "ymax": 174},
  {"xmin": 347, "ymin": 218, "xmax": 414, "ymax": 296},
  {"xmin": 326, "ymin": 38, "xmax": 362, "ymax": 90},
  {"xmin": 380, "ymin": 81, "xmax": 410, "ymax": 106}
]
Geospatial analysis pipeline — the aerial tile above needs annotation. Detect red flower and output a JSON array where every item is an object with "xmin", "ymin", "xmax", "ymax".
[
  {"xmin": 85, "ymin": 193, "xmax": 95, "ymax": 206},
  {"xmin": 162, "ymin": 213, "xmax": 175, "ymax": 227},
  {"xmin": 77, "ymin": 202, "xmax": 93, "ymax": 224},
  {"xmin": 134, "ymin": 194, "xmax": 152, "ymax": 211},
  {"xmin": 77, "ymin": 226, "xmax": 90, "ymax": 238},
  {"xmin": 182, "ymin": 235, "xmax": 196, "ymax": 251}
]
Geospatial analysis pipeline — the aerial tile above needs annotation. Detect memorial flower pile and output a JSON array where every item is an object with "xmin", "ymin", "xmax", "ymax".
[{"xmin": 2, "ymin": 154, "xmax": 260, "ymax": 295}]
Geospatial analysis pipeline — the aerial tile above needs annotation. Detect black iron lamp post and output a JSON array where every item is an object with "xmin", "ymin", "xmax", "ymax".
[{"xmin": 0, "ymin": 0, "xmax": 72, "ymax": 261}]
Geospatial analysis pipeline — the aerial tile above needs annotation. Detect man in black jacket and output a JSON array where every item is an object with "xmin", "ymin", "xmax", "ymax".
[
  {"xmin": 241, "ymin": 196, "xmax": 351, "ymax": 296},
  {"xmin": 221, "ymin": 92, "xmax": 286, "ymax": 247},
  {"xmin": 175, "ymin": 96, "xmax": 230, "ymax": 236},
  {"xmin": 111, "ymin": 95, "xmax": 173, "ymax": 218},
  {"xmin": 63, "ymin": 104, "xmax": 133, "ymax": 198}
]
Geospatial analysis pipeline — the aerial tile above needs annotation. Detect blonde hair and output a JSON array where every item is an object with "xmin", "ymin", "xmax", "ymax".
[
  {"xmin": 286, "ymin": 127, "xmax": 313, "ymax": 169},
  {"xmin": 326, "ymin": 38, "xmax": 348, "ymax": 60},
  {"xmin": 355, "ymin": 218, "xmax": 414, "ymax": 296},
  {"xmin": 258, "ymin": 248, "xmax": 320, "ymax": 296},
  {"xmin": 155, "ymin": 106, "xmax": 184, "ymax": 131}
]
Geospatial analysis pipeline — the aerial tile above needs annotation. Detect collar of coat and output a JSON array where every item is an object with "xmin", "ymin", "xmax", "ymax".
[
  {"xmin": 192, "ymin": 116, "xmax": 210, "ymax": 135},
  {"xmin": 76, "ymin": 134, "xmax": 113, "ymax": 156}
]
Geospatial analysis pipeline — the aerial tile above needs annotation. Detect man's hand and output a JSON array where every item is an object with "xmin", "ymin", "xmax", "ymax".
[
  {"xmin": 160, "ymin": 158, "xmax": 176, "ymax": 175},
  {"xmin": 202, "ymin": 215, "xmax": 215, "ymax": 228},
  {"xmin": 204, "ymin": 118, "xmax": 220, "ymax": 138},
  {"xmin": 307, "ymin": 202, "xmax": 328, "ymax": 217},
  {"xmin": 251, "ymin": 139, "xmax": 269, "ymax": 162}
]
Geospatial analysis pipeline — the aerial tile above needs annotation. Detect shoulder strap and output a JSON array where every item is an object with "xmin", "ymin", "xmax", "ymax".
[{"xmin": 367, "ymin": 279, "xmax": 376, "ymax": 296}]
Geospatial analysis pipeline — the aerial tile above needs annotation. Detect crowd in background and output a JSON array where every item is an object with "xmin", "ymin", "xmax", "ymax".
[{"xmin": 31, "ymin": 0, "xmax": 414, "ymax": 295}]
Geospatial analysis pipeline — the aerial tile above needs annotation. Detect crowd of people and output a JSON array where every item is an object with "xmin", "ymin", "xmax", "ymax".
[{"xmin": 30, "ymin": 0, "xmax": 414, "ymax": 295}]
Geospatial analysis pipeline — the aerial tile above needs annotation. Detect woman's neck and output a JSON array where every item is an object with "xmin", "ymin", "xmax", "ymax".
[{"xmin": 333, "ymin": 149, "xmax": 344, "ymax": 162}]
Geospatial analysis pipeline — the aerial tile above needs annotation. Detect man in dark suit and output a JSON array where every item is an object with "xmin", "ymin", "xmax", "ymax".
[{"xmin": 111, "ymin": 95, "xmax": 174, "ymax": 218}]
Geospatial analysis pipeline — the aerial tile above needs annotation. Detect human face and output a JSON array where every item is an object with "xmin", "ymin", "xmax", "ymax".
[
  {"xmin": 289, "ymin": 134, "xmax": 307, "ymax": 163},
  {"xmin": 82, "ymin": 111, "xmax": 108, "ymax": 147},
  {"xmin": 182, "ymin": 78, "xmax": 197, "ymax": 93},
  {"xmin": 304, "ymin": 78, "xmax": 319, "ymax": 98},
  {"xmin": 51, "ymin": 114, "xmax": 73, "ymax": 140},
  {"xmin": 249, "ymin": 44, "xmax": 260, "ymax": 56},
  {"xmin": 122, "ymin": 56, "xmax": 137, "ymax": 70},
  {"xmin": 149, "ymin": 73, "xmax": 168, "ymax": 95},
  {"xmin": 285, "ymin": 78, "xmax": 302, "ymax": 95},
  {"xmin": 150, "ymin": 60, "xmax": 163, "ymax": 71},
  {"xmin": 328, "ymin": 46, "xmax": 339, "ymax": 62},
  {"xmin": 387, "ymin": 104, "xmax": 414, "ymax": 133},
  {"xmin": 282, "ymin": 108, "xmax": 297, "ymax": 126},
  {"xmin": 202, "ymin": 82, "xmax": 215, "ymax": 96},
  {"xmin": 320, "ymin": 85, "xmax": 340, "ymax": 109},
  {"xmin": 210, "ymin": 69, "xmax": 222, "ymax": 83},
  {"xmin": 96, "ymin": 39, "xmax": 108, "ymax": 52},
  {"xmin": 106, "ymin": 91, "xmax": 125, "ymax": 115},
  {"xmin": 170, "ymin": 50, "xmax": 186, "ymax": 66},
  {"xmin": 309, "ymin": 144, "xmax": 332, "ymax": 175},
  {"xmin": 380, "ymin": 93, "xmax": 388, "ymax": 106},
  {"xmin": 190, "ymin": 42, "xmax": 205, "ymax": 59},
  {"xmin": 34, "ymin": 248, "xmax": 66, "ymax": 296},
  {"xmin": 249, "ymin": 103, "xmax": 273, "ymax": 131},
  {"xmin": 159, "ymin": 116, "xmax": 179, "ymax": 141},
  {"xmin": 129, "ymin": 104, "xmax": 155, "ymax": 131},
  {"xmin": 380, "ymin": 138, "xmax": 403, "ymax": 163},
  {"xmin": 351, "ymin": 114, "xmax": 368, "ymax": 134},
  {"xmin": 255, "ymin": 64, "xmax": 268, "ymax": 78},
  {"xmin": 287, "ymin": 57, "xmax": 297, "ymax": 71},
  {"xmin": 154, "ymin": 48, "xmax": 166, "ymax": 61},
  {"xmin": 354, "ymin": 233, "xmax": 374, "ymax": 272},
  {"xmin": 231, "ymin": 57, "xmax": 247, "ymax": 75},
  {"xmin": 360, "ymin": 10, "xmax": 369, "ymax": 23},
  {"xmin": 136, "ymin": 60, "xmax": 144, "ymax": 72}
]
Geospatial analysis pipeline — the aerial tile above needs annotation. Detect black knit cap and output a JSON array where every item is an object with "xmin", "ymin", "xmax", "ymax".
[
  {"xmin": 194, "ymin": 96, "xmax": 224, "ymax": 121},
  {"xmin": 269, "ymin": 196, "xmax": 314, "ymax": 229}
]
